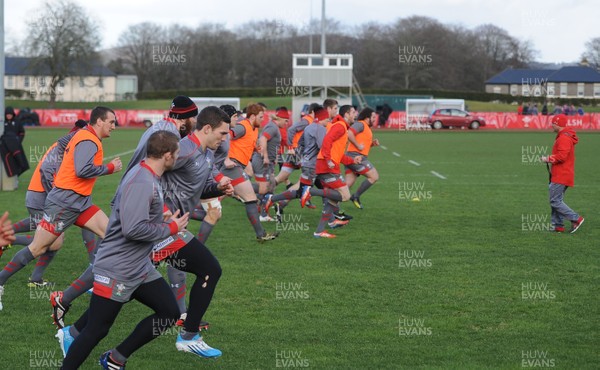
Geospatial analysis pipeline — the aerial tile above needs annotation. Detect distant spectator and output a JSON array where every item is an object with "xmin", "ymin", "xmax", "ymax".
[
  {"xmin": 3, "ymin": 107, "xmax": 25, "ymax": 143},
  {"xmin": 522, "ymin": 103, "xmax": 529, "ymax": 116},
  {"xmin": 15, "ymin": 107, "xmax": 40, "ymax": 126},
  {"xmin": 541, "ymin": 102, "xmax": 548, "ymax": 115},
  {"xmin": 577, "ymin": 106, "xmax": 584, "ymax": 116},
  {"xmin": 552, "ymin": 104, "xmax": 562, "ymax": 115},
  {"xmin": 531, "ymin": 103, "xmax": 539, "ymax": 116},
  {"xmin": 570, "ymin": 104, "xmax": 576, "ymax": 116},
  {"xmin": 379, "ymin": 103, "xmax": 392, "ymax": 127},
  {"xmin": 517, "ymin": 102, "xmax": 523, "ymax": 115},
  {"xmin": 563, "ymin": 104, "xmax": 570, "ymax": 115}
]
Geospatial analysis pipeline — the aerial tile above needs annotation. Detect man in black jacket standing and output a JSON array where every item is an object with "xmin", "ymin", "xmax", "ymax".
[{"xmin": 4, "ymin": 107, "xmax": 25, "ymax": 143}]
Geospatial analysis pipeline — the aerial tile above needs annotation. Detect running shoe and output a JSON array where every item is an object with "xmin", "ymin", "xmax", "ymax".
[
  {"xmin": 99, "ymin": 351, "xmax": 126, "ymax": 369},
  {"xmin": 50, "ymin": 291, "xmax": 70, "ymax": 329},
  {"xmin": 56, "ymin": 325, "xmax": 74, "ymax": 358},
  {"xmin": 313, "ymin": 231, "xmax": 336, "ymax": 238},
  {"xmin": 350, "ymin": 195, "xmax": 363, "ymax": 210},
  {"xmin": 28, "ymin": 279, "xmax": 52, "ymax": 288},
  {"xmin": 264, "ymin": 194, "xmax": 274, "ymax": 214},
  {"xmin": 333, "ymin": 211, "xmax": 353, "ymax": 221},
  {"xmin": 176, "ymin": 333, "xmax": 222, "ymax": 358},
  {"xmin": 176, "ymin": 313, "xmax": 210, "ymax": 331},
  {"xmin": 259, "ymin": 215, "xmax": 275, "ymax": 222},
  {"xmin": 300, "ymin": 187, "xmax": 311, "ymax": 208},
  {"xmin": 570, "ymin": 217, "xmax": 585, "ymax": 234},
  {"xmin": 328, "ymin": 219, "xmax": 349, "ymax": 229},
  {"xmin": 257, "ymin": 232, "xmax": 279, "ymax": 243}
]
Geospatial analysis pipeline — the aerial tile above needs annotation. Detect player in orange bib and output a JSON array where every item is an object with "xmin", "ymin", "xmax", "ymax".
[
  {"xmin": 345, "ymin": 107, "xmax": 380, "ymax": 209},
  {"xmin": 300, "ymin": 105, "xmax": 363, "ymax": 238},
  {"xmin": 0, "ymin": 107, "xmax": 122, "ymax": 311},
  {"xmin": 222, "ymin": 104, "xmax": 278, "ymax": 242}
]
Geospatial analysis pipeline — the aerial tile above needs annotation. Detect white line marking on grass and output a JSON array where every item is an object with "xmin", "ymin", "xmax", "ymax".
[
  {"xmin": 431, "ymin": 171, "xmax": 447, "ymax": 180},
  {"xmin": 408, "ymin": 160, "xmax": 421, "ymax": 166},
  {"xmin": 393, "ymin": 152, "xmax": 401, "ymax": 157},
  {"xmin": 104, "ymin": 149, "xmax": 136, "ymax": 162},
  {"xmin": 380, "ymin": 145, "xmax": 387, "ymax": 150}
]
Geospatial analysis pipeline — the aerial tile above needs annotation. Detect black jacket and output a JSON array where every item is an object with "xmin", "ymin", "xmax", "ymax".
[
  {"xmin": 0, "ymin": 131, "xmax": 29, "ymax": 177},
  {"xmin": 4, "ymin": 119, "xmax": 25, "ymax": 143}
]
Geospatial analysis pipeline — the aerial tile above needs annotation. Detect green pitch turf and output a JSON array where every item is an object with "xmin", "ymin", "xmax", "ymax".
[{"xmin": 0, "ymin": 128, "xmax": 598, "ymax": 369}]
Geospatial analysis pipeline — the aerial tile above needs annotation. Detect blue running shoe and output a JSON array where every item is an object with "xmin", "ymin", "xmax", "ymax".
[
  {"xmin": 176, "ymin": 333, "xmax": 222, "ymax": 358},
  {"xmin": 99, "ymin": 350, "xmax": 126, "ymax": 369},
  {"xmin": 55, "ymin": 326, "xmax": 74, "ymax": 358}
]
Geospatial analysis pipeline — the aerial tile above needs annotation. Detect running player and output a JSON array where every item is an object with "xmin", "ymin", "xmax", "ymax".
[
  {"xmin": 275, "ymin": 103, "xmax": 320, "ymax": 187},
  {"xmin": 57, "ymin": 107, "xmax": 232, "ymax": 361},
  {"xmin": 264, "ymin": 106, "xmax": 329, "ymax": 217},
  {"xmin": 224, "ymin": 103, "xmax": 278, "ymax": 241},
  {"xmin": 301, "ymin": 105, "xmax": 363, "ymax": 238},
  {"xmin": 9, "ymin": 120, "xmax": 97, "ymax": 288},
  {"xmin": 0, "ymin": 107, "xmax": 122, "ymax": 310},
  {"xmin": 49, "ymin": 96, "xmax": 198, "ymax": 328},
  {"xmin": 60, "ymin": 130, "xmax": 188, "ymax": 369},
  {"xmin": 252, "ymin": 107, "xmax": 290, "ymax": 221},
  {"xmin": 345, "ymin": 107, "xmax": 380, "ymax": 209}
]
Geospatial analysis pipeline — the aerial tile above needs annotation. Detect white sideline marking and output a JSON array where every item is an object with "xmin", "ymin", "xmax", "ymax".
[
  {"xmin": 392, "ymin": 152, "xmax": 401, "ymax": 157},
  {"xmin": 431, "ymin": 171, "xmax": 447, "ymax": 180},
  {"xmin": 104, "ymin": 149, "xmax": 136, "ymax": 162},
  {"xmin": 408, "ymin": 160, "xmax": 421, "ymax": 166},
  {"xmin": 380, "ymin": 145, "xmax": 388, "ymax": 150}
]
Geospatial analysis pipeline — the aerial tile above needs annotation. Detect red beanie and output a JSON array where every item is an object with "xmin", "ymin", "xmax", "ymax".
[
  {"xmin": 276, "ymin": 108, "xmax": 290, "ymax": 119},
  {"xmin": 314, "ymin": 107, "xmax": 329, "ymax": 121}
]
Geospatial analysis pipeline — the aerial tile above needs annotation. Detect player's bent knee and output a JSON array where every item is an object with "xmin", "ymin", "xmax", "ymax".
[
  {"xmin": 368, "ymin": 171, "xmax": 379, "ymax": 182},
  {"xmin": 48, "ymin": 235, "xmax": 64, "ymax": 252},
  {"xmin": 341, "ymin": 192, "xmax": 351, "ymax": 202}
]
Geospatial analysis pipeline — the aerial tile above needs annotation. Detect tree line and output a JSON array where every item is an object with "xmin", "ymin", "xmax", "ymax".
[
  {"xmin": 109, "ymin": 17, "xmax": 537, "ymax": 93},
  {"xmin": 15, "ymin": 1, "xmax": 600, "ymax": 102}
]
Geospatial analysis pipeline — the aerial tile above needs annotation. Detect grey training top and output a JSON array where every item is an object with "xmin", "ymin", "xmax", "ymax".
[
  {"xmin": 161, "ymin": 134, "xmax": 220, "ymax": 215},
  {"xmin": 211, "ymin": 134, "xmax": 229, "ymax": 179},
  {"xmin": 93, "ymin": 162, "xmax": 175, "ymax": 281},
  {"xmin": 111, "ymin": 119, "xmax": 181, "ymax": 209},
  {"xmin": 260, "ymin": 121, "xmax": 281, "ymax": 162},
  {"xmin": 300, "ymin": 123, "xmax": 327, "ymax": 169},
  {"xmin": 286, "ymin": 117, "xmax": 311, "ymax": 146},
  {"xmin": 124, "ymin": 119, "xmax": 180, "ymax": 176}
]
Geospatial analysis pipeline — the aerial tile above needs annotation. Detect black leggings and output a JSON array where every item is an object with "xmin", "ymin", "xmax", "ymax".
[
  {"xmin": 164, "ymin": 237, "xmax": 222, "ymax": 333},
  {"xmin": 62, "ymin": 277, "xmax": 179, "ymax": 369},
  {"xmin": 72, "ymin": 238, "xmax": 221, "ymax": 335}
]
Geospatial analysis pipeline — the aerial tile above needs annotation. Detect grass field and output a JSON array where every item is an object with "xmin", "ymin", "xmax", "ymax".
[{"xmin": 0, "ymin": 128, "xmax": 598, "ymax": 369}]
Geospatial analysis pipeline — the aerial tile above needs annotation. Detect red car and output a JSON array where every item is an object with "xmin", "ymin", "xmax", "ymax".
[{"xmin": 427, "ymin": 109, "xmax": 486, "ymax": 129}]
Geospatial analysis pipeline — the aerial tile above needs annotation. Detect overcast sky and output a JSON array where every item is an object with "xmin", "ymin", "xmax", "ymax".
[{"xmin": 4, "ymin": 0, "xmax": 597, "ymax": 64}]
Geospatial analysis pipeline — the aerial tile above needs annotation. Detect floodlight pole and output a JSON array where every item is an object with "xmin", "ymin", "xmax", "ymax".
[
  {"xmin": 320, "ymin": 0, "xmax": 326, "ymax": 99},
  {"xmin": 320, "ymin": 0, "xmax": 326, "ymax": 57},
  {"xmin": 0, "ymin": 0, "xmax": 5, "ymax": 190},
  {"xmin": 309, "ymin": 0, "xmax": 313, "ymax": 54}
]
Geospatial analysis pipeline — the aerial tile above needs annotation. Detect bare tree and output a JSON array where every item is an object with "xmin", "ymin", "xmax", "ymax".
[
  {"xmin": 116, "ymin": 22, "xmax": 165, "ymax": 93},
  {"xmin": 474, "ymin": 24, "xmax": 534, "ymax": 84},
  {"xmin": 25, "ymin": 0, "xmax": 100, "ymax": 105},
  {"xmin": 582, "ymin": 37, "xmax": 600, "ymax": 67}
]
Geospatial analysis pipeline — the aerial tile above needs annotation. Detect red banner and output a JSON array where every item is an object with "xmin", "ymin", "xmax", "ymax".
[
  {"xmin": 24, "ymin": 109, "xmax": 600, "ymax": 130},
  {"xmin": 378, "ymin": 112, "xmax": 600, "ymax": 130}
]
